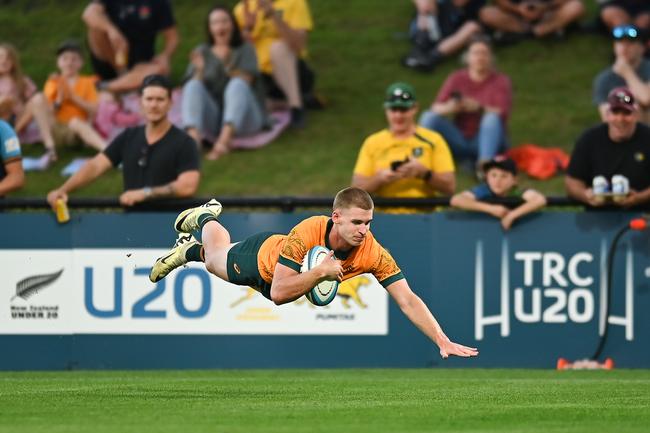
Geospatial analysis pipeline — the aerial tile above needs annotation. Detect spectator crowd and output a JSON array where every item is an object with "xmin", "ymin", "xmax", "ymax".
[{"xmin": 2, "ymin": 0, "xmax": 650, "ymax": 221}]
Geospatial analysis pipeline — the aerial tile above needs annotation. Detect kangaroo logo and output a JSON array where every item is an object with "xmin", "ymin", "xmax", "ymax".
[
  {"xmin": 230, "ymin": 287, "xmax": 259, "ymax": 308},
  {"xmin": 337, "ymin": 276, "xmax": 370, "ymax": 309}
]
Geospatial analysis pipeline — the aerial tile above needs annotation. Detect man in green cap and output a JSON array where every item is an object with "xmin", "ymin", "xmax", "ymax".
[{"xmin": 351, "ymin": 82, "xmax": 456, "ymax": 212}]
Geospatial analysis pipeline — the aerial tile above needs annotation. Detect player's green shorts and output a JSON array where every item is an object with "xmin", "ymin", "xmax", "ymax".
[{"xmin": 226, "ymin": 231, "xmax": 277, "ymax": 300}]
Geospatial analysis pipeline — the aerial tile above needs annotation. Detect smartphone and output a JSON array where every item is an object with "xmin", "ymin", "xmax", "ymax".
[{"xmin": 391, "ymin": 157, "xmax": 409, "ymax": 171}]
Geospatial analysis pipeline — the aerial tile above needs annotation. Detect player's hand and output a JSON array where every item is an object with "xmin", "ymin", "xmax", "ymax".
[
  {"xmin": 316, "ymin": 250, "xmax": 343, "ymax": 282},
  {"xmin": 119, "ymin": 189, "xmax": 146, "ymax": 207},
  {"xmin": 46, "ymin": 189, "xmax": 67, "ymax": 211},
  {"xmin": 438, "ymin": 337, "xmax": 479, "ymax": 359}
]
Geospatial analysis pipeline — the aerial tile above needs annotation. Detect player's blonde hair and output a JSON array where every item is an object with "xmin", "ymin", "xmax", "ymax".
[{"xmin": 333, "ymin": 187, "xmax": 374, "ymax": 211}]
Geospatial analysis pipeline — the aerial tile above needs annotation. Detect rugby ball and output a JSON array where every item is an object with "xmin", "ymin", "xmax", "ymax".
[{"xmin": 301, "ymin": 246, "xmax": 339, "ymax": 306}]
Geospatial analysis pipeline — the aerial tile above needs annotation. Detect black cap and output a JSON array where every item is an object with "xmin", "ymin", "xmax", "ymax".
[
  {"xmin": 483, "ymin": 155, "xmax": 517, "ymax": 175},
  {"xmin": 56, "ymin": 39, "xmax": 83, "ymax": 56}
]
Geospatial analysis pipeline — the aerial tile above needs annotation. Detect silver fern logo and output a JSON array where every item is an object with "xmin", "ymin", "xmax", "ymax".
[{"xmin": 10, "ymin": 269, "xmax": 64, "ymax": 301}]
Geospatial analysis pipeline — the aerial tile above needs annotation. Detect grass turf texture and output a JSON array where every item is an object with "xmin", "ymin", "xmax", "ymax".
[
  {"xmin": 0, "ymin": 369, "xmax": 648, "ymax": 433},
  {"xmin": 3, "ymin": 1, "xmax": 608, "ymax": 198}
]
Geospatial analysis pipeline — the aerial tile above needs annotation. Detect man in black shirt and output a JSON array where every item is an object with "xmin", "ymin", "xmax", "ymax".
[
  {"xmin": 565, "ymin": 87, "xmax": 650, "ymax": 209},
  {"xmin": 47, "ymin": 75, "xmax": 200, "ymax": 208},
  {"xmin": 82, "ymin": 0, "xmax": 179, "ymax": 94}
]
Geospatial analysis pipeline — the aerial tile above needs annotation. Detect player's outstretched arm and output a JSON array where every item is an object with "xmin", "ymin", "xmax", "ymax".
[{"xmin": 385, "ymin": 279, "xmax": 478, "ymax": 359}]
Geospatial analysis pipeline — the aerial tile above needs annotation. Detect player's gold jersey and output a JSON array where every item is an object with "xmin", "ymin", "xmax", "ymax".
[{"xmin": 257, "ymin": 216, "xmax": 403, "ymax": 287}]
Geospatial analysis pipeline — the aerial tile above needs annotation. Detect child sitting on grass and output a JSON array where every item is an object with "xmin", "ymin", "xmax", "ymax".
[
  {"xmin": 450, "ymin": 155, "xmax": 546, "ymax": 230},
  {"xmin": 42, "ymin": 40, "xmax": 106, "ymax": 155}
]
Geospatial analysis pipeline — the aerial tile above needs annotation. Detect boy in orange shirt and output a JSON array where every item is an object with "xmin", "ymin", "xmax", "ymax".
[
  {"xmin": 150, "ymin": 187, "xmax": 479, "ymax": 360},
  {"xmin": 43, "ymin": 40, "xmax": 106, "ymax": 156}
]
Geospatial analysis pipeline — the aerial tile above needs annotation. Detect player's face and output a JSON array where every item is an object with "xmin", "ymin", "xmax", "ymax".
[
  {"xmin": 607, "ymin": 107, "xmax": 638, "ymax": 142},
  {"xmin": 386, "ymin": 105, "xmax": 417, "ymax": 135},
  {"xmin": 140, "ymin": 86, "xmax": 172, "ymax": 124},
  {"xmin": 57, "ymin": 52, "xmax": 83, "ymax": 77},
  {"xmin": 208, "ymin": 9, "xmax": 233, "ymax": 44},
  {"xmin": 486, "ymin": 168, "xmax": 516, "ymax": 196},
  {"xmin": 333, "ymin": 206, "xmax": 373, "ymax": 247}
]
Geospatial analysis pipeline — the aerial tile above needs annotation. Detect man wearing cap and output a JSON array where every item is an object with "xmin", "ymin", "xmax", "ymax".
[
  {"xmin": 566, "ymin": 87, "xmax": 650, "ymax": 209},
  {"xmin": 352, "ymin": 82, "xmax": 455, "ymax": 212},
  {"xmin": 593, "ymin": 24, "xmax": 650, "ymax": 123}
]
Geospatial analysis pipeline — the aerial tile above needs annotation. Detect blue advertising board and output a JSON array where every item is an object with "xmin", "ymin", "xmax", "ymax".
[{"xmin": 0, "ymin": 211, "xmax": 648, "ymax": 369}]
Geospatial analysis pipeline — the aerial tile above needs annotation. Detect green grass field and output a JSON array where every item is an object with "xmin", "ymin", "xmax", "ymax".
[
  {"xmin": 1, "ymin": 0, "xmax": 610, "ymax": 199},
  {"xmin": 1, "ymin": 369, "xmax": 648, "ymax": 433}
]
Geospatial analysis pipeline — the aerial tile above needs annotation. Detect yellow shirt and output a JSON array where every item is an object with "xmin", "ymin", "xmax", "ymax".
[
  {"xmin": 44, "ymin": 75, "xmax": 98, "ymax": 123},
  {"xmin": 354, "ymin": 126, "xmax": 455, "ymax": 200},
  {"xmin": 234, "ymin": 0, "xmax": 313, "ymax": 74},
  {"xmin": 257, "ymin": 216, "xmax": 403, "ymax": 288}
]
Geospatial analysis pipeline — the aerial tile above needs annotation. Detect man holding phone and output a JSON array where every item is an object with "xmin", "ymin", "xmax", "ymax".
[{"xmin": 352, "ymin": 82, "xmax": 456, "ymax": 213}]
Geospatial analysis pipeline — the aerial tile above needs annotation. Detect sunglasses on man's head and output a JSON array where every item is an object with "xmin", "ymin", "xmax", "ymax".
[
  {"xmin": 388, "ymin": 90, "xmax": 413, "ymax": 103},
  {"xmin": 138, "ymin": 146, "xmax": 149, "ymax": 168},
  {"xmin": 613, "ymin": 25, "xmax": 639, "ymax": 40}
]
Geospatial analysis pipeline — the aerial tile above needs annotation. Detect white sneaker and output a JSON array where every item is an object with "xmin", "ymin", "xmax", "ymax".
[
  {"xmin": 174, "ymin": 199, "xmax": 222, "ymax": 233},
  {"xmin": 149, "ymin": 233, "xmax": 200, "ymax": 283}
]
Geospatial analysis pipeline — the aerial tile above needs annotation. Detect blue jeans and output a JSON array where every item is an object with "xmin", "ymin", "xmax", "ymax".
[
  {"xmin": 181, "ymin": 78, "xmax": 265, "ymax": 142},
  {"xmin": 419, "ymin": 111, "xmax": 507, "ymax": 162}
]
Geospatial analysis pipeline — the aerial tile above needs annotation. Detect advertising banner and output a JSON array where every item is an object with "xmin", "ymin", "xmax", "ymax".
[
  {"xmin": 1, "ymin": 211, "xmax": 648, "ymax": 369},
  {"xmin": 1, "ymin": 249, "xmax": 388, "ymax": 335}
]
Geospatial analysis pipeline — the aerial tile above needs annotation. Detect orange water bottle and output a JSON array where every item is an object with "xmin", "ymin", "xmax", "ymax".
[{"xmin": 55, "ymin": 198, "xmax": 70, "ymax": 224}]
